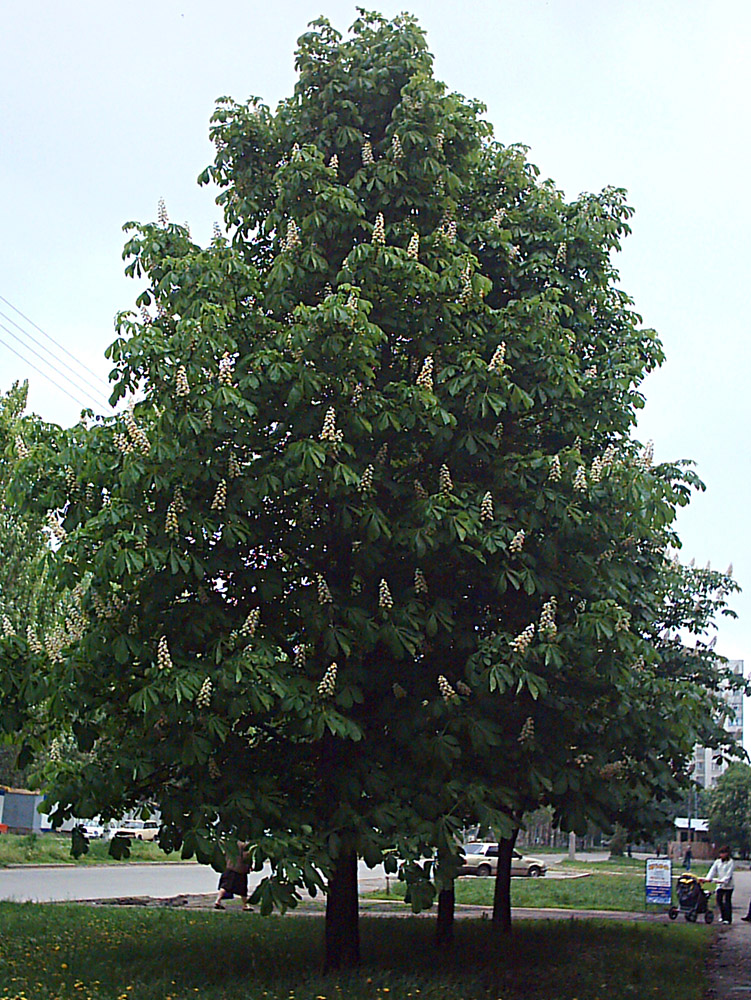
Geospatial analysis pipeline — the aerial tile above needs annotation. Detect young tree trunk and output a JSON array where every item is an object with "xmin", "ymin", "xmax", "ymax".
[
  {"xmin": 324, "ymin": 844, "xmax": 360, "ymax": 971},
  {"xmin": 492, "ymin": 830, "xmax": 519, "ymax": 935},
  {"xmin": 435, "ymin": 884, "xmax": 455, "ymax": 947}
]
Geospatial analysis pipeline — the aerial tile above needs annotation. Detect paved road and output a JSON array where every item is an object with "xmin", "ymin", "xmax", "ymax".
[
  {"xmin": 0, "ymin": 860, "xmax": 391, "ymax": 903},
  {"xmin": 0, "ymin": 851, "xmax": 666, "ymax": 904}
]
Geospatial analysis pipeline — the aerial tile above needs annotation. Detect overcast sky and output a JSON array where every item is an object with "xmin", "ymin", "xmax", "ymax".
[{"xmin": 2, "ymin": 1, "xmax": 749, "ymax": 680}]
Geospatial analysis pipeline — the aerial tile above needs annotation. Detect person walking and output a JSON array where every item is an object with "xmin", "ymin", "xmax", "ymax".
[
  {"xmin": 214, "ymin": 840, "xmax": 252, "ymax": 911},
  {"xmin": 683, "ymin": 846, "xmax": 692, "ymax": 871},
  {"xmin": 707, "ymin": 845, "xmax": 735, "ymax": 924}
]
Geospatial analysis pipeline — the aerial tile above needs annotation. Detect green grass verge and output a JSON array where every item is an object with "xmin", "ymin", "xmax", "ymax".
[
  {"xmin": 375, "ymin": 872, "xmax": 668, "ymax": 912},
  {"xmin": 0, "ymin": 833, "xmax": 181, "ymax": 867},
  {"xmin": 0, "ymin": 903, "xmax": 711, "ymax": 1000}
]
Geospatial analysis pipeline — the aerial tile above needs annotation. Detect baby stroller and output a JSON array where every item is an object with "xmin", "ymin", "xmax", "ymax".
[{"xmin": 668, "ymin": 872, "xmax": 714, "ymax": 923}]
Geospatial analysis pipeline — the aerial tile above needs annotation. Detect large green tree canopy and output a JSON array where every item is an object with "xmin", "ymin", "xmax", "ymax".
[{"xmin": 2, "ymin": 11, "xmax": 742, "ymax": 938}]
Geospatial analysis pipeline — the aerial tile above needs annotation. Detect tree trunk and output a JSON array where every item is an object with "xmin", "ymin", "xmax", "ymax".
[
  {"xmin": 435, "ymin": 884, "xmax": 455, "ymax": 947},
  {"xmin": 324, "ymin": 844, "xmax": 360, "ymax": 970},
  {"xmin": 492, "ymin": 830, "xmax": 519, "ymax": 935}
]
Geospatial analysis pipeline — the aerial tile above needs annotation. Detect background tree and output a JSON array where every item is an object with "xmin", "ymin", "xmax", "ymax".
[
  {"xmin": 708, "ymin": 763, "xmax": 751, "ymax": 858},
  {"xmin": 1, "ymin": 10, "xmax": 743, "ymax": 970}
]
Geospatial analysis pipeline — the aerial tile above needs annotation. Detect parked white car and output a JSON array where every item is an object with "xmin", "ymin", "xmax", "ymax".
[
  {"xmin": 108, "ymin": 820, "xmax": 159, "ymax": 841},
  {"xmin": 458, "ymin": 842, "xmax": 547, "ymax": 877},
  {"xmin": 79, "ymin": 823, "xmax": 105, "ymax": 839}
]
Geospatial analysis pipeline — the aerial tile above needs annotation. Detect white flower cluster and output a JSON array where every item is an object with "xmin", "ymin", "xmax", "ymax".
[
  {"xmin": 439, "ymin": 464, "xmax": 453, "ymax": 496},
  {"xmin": 317, "ymin": 574, "xmax": 332, "ymax": 604},
  {"xmin": 15, "ymin": 435, "xmax": 29, "ymax": 459},
  {"xmin": 140, "ymin": 306, "xmax": 152, "ymax": 325},
  {"xmin": 391, "ymin": 134, "xmax": 403, "ymax": 160},
  {"xmin": 510, "ymin": 622, "xmax": 535, "ymax": 654},
  {"xmin": 157, "ymin": 635, "xmax": 172, "ymax": 670},
  {"xmin": 615, "ymin": 608, "xmax": 631, "ymax": 632},
  {"xmin": 358, "ymin": 464, "xmax": 374, "ymax": 493},
  {"xmin": 589, "ymin": 456, "xmax": 604, "ymax": 484},
  {"xmin": 584, "ymin": 365, "xmax": 598, "ymax": 378},
  {"xmin": 375, "ymin": 442, "xmax": 388, "ymax": 465},
  {"xmin": 2, "ymin": 615, "xmax": 14, "ymax": 637},
  {"xmin": 555, "ymin": 242, "xmax": 567, "ymax": 264},
  {"xmin": 157, "ymin": 197, "xmax": 169, "ymax": 227},
  {"xmin": 457, "ymin": 262, "xmax": 473, "ymax": 306},
  {"xmin": 488, "ymin": 342, "xmax": 506, "ymax": 371},
  {"xmin": 631, "ymin": 656, "xmax": 645, "ymax": 672},
  {"xmin": 165, "ymin": 501, "xmax": 179, "ymax": 538},
  {"xmin": 378, "ymin": 578, "xmax": 393, "ymax": 610},
  {"xmin": 240, "ymin": 607, "xmax": 260, "ymax": 637},
  {"xmin": 351, "ymin": 383, "xmax": 363, "ymax": 405},
  {"xmin": 414, "ymin": 568, "xmax": 428, "ymax": 594},
  {"xmin": 539, "ymin": 597, "xmax": 557, "ymax": 638},
  {"xmin": 480, "ymin": 491, "xmax": 494, "ymax": 522},
  {"xmin": 47, "ymin": 513, "xmax": 66, "ymax": 545},
  {"xmin": 493, "ymin": 422, "xmax": 504, "ymax": 440},
  {"xmin": 575, "ymin": 753, "xmax": 593, "ymax": 768},
  {"xmin": 176, "ymin": 366, "xmax": 190, "ymax": 397},
  {"xmin": 45, "ymin": 623, "xmax": 67, "ymax": 662},
  {"xmin": 211, "ymin": 479, "xmax": 227, "ymax": 511},
  {"xmin": 416, "ymin": 356, "xmax": 433, "ymax": 390},
  {"xmin": 320, "ymin": 406, "xmax": 341, "ymax": 445},
  {"xmin": 124, "ymin": 404, "xmax": 151, "ymax": 455},
  {"xmin": 548, "ymin": 454, "xmax": 562, "ymax": 481},
  {"xmin": 115, "ymin": 432, "xmax": 135, "ymax": 455},
  {"xmin": 282, "ymin": 219, "xmax": 301, "ymax": 252},
  {"xmin": 328, "ymin": 153, "xmax": 339, "ymax": 172},
  {"xmin": 218, "ymin": 352, "xmax": 235, "ymax": 386},
  {"xmin": 602, "ymin": 444, "xmax": 618, "ymax": 468},
  {"xmin": 639, "ymin": 440, "xmax": 654, "ymax": 469},
  {"xmin": 228, "ymin": 452, "xmax": 241, "ymax": 479},
  {"xmin": 491, "ymin": 208, "xmax": 505, "ymax": 227},
  {"xmin": 372, "ymin": 212, "xmax": 386, "ymax": 246},
  {"xmin": 435, "ymin": 131, "xmax": 445, "ymax": 152},
  {"xmin": 196, "ymin": 677, "xmax": 212, "ymax": 708},
  {"xmin": 64, "ymin": 467, "xmax": 79, "ymax": 498},
  {"xmin": 438, "ymin": 674, "xmax": 459, "ymax": 704},
  {"xmin": 509, "ymin": 529, "xmax": 525, "ymax": 553},
  {"xmin": 414, "ymin": 479, "xmax": 428, "ymax": 500},
  {"xmin": 438, "ymin": 217, "xmax": 456, "ymax": 243},
  {"xmin": 361, "ymin": 140, "xmax": 375, "ymax": 165},
  {"xmin": 518, "ymin": 716, "xmax": 535, "ymax": 744},
  {"xmin": 403, "ymin": 233, "xmax": 419, "ymax": 263},
  {"xmin": 573, "ymin": 466, "xmax": 587, "ymax": 492},
  {"xmin": 294, "ymin": 644, "xmax": 308, "ymax": 668},
  {"xmin": 26, "ymin": 625, "xmax": 43, "ymax": 654},
  {"xmin": 317, "ymin": 662, "xmax": 337, "ymax": 697}
]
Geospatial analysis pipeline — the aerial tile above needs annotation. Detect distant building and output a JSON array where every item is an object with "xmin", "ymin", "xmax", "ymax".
[{"xmin": 693, "ymin": 659, "xmax": 744, "ymax": 789}]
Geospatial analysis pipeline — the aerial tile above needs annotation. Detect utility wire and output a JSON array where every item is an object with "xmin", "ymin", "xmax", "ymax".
[
  {"xmin": 0, "ymin": 293, "xmax": 108, "ymax": 385},
  {"xmin": 0, "ymin": 334, "xmax": 92, "ymax": 411},
  {"xmin": 0, "ymin": 320, "xmax": 108, "ymax": 413},
  {"xmin": 0, "ymin": 307, "xmax": 111, "ymax": 410}
]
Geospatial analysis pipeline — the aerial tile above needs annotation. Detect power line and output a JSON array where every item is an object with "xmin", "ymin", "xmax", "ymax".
[
  {"xmin": 0, "ymin": 310, "xmax": 112, "ymax": 410},
  {"xmin": 0, "ymin": 333, "xmax": 93, "ymax": 411},
  {"xmin": 0, "ymin": 320, "xmax": 109, "ymax": 412},
  {"xmin": 0, "ymin": 293, "xmax": 109, "ymax": 386}
]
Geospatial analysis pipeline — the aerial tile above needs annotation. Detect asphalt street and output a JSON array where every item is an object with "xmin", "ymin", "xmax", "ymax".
[{"xmin": 0, "ymin": 859, "xmax": 392, "ymax": 903}]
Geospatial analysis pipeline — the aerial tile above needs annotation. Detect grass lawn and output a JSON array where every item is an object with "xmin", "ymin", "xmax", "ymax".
[
  {"xmin": 0, "ymin": 902, "xmax": 712, "ymax": 1000},
  {"xmin": 0, "ymin": 833, "xmax": 181, "ymax": 867},
  {"xmin": 375, "ymin": 872, "xmax": 671, "ymax": 913}
]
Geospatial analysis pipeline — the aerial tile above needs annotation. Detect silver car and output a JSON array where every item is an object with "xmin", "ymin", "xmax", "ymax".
[{"xmin": 458, "ymin": 842, "xmax": 547, "ymax": 877}]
